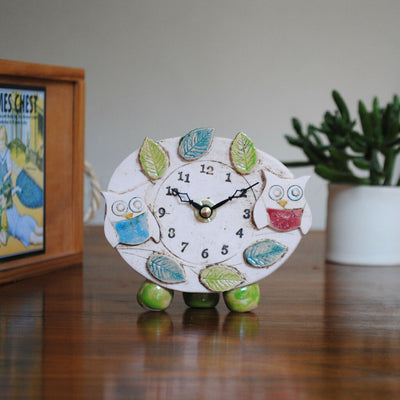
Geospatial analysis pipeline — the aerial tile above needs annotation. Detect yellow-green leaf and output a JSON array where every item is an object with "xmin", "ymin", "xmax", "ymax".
[
  {"xmin": 230, "ymin": 132, "xmax": 257, "ymax": 174},
  {"xmin": 199, "ymin": 265, "xmax": 245, "ymax": 292},
  {"xmin": 139, "ymin": 137, "xmax": 168, "ymax": 180}
]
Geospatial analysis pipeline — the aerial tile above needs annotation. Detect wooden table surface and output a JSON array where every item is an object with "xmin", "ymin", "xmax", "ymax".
[{"xmin": 1, "ymin": 227, "xmax": 399, "ymax": 400}]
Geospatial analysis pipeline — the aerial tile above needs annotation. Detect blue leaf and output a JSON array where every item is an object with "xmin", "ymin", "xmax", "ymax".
[
  {"xmin": 244, "ymin": 240, "xmax": 288, "ymax": 268},
  {"xmin": 147, "ymin": 253, "xmax": 186, "ymax": 283},
  {"xmin": 178, "ymin": 128, "xmax": 214, "ymax": 160}
]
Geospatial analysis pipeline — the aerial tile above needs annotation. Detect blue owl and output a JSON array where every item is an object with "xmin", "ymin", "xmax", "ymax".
[{"xmin": 103, "ymin": 187, "xmax": 160, "ymax": 247}]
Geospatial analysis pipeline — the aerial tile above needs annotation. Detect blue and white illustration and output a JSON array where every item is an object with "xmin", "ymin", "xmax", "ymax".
[{"xmin": 0, "ymin": 85, "xmax": 45, "ymax": 260}]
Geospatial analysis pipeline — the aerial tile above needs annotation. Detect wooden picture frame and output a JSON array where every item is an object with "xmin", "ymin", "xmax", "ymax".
[{"xmin": 0, "ymin": 59, "xmax": 85, "ymax": 284}]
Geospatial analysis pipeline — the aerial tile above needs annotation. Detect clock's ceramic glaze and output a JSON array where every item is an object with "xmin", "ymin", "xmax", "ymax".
[
  {"xmin": 154, "ymin": 160, "xmax": 257, "ymax": 265},
  {"xmin": 103, "ymin": 129, "xmax": 311, "ymax": 294}
]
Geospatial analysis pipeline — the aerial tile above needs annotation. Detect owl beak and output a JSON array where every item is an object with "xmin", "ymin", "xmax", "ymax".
[
  {"xmin": 124, "ymin": 212, "xmax": 134, "ymax": 219},
  {"xmin": 277, "ymin": 200, "xmax": 287, "ymax": 208}
]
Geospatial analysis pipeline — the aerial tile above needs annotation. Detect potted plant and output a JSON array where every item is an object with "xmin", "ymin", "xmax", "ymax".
[{"xmin": 284, "ymin": 90, "xmax": 400, "ymax": 265}]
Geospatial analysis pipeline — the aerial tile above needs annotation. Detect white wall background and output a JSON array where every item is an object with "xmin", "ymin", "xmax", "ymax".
[{"xmin": 1, "ymin": 0, "xmax": 399, "ymax": 228}]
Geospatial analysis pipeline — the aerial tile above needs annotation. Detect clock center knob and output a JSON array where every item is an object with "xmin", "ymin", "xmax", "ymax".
[
  {"xmin": 195, "ymin": 199, "xmax": 216, "ymax": 223},
  {"xmin": 200, "ymin": 206, "xmax": 212, "ymax": 219}
]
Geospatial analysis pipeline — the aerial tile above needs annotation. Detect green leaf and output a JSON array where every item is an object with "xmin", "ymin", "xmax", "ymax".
[
  {"xmin": 371, "ymin": 97, "xmax": 382, "ymax": 143},
  {"xmin": 358, "ymin": 100, "xmax": 373, "ymax": 140},
  {"xmin": 292, "ymin": 118, "xmax": 305, "ymax": 137},
  {"xmin": 139, "ymin": 137, "xmax": 168, "ymax": 180},
  {"xmin": 199, "ymin": 265, "xmax": 245, "ymax": 292},
  {"xmin": 332, "ymin": 90, "xmax": 351, "ymax": 122},
  {"xmin": 284, "ymin": 134, "xmax": 304, "ymax": 148},
  {"xmin": 349, "ymin": 131, "xmax": 367, "ymax": 153},
  {"xmin": 307, "ymin": 125, "xmax": 323, "ymax": 146},
  {"xmin": 283, "ymin": 160, "xmax": 314, "ymax": 167},
  {"xmin": 352, "ymin": 158, "xmax": 371, "ymax": 170},
  {"xmin": 230, "ymin": 132, "xmax": 257, "ymax": 174},
  {"xmin": 315, "ymin": 164, "xmax": 370, "ymax": 184}
]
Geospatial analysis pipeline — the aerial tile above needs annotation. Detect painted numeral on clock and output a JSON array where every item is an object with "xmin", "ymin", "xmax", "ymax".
[
  {"xmin": 225, "ymin": 173, "xmax": 232, "ymax": 182},
  {"xmin": 168, "ymin": 228, "xmax": 176, "ymax": 238},
  {"xmin": 166, "ymin": 186, "xmax": 174, "ymax": 196},
  {"xmin": 235, "ymin": 228, "xmax": 244, "ymax": 238},
  {"xmin": 178, "ymin": 172, "xmax": 190, "ymax": 183},
  {"xmin": 201, "ymin": 248, "xmax": 209, "ymax": 259},
  {"xmin": 221, "ymin": 245, "xmax": 229, "ymax": 255},
  {"xmin": 158, "ymin": 207, "xmax": 166, "ymax": 218},
  {"xmin": 243, "ymin": 209, "xmax": 251, "ymax": 219},
  {"xmin": 181, "ymin": 241, "xmax": 189, "ymax": 252},
  {"xmin": 200, "ymin": 164, "xmax": 214, "ymax": 175}
]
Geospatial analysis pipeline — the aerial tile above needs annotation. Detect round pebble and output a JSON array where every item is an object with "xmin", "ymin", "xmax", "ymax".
[
  {"xmin": 223, "ymin": 283, "xmax": 260, "ymax": 312},
  {"xmin": 137, "ymin": 281, "xmax": 174, "ymax": 311},
  {"xmin": 183, "ymin": 292, "xmax": 220, "ymax": 308}
]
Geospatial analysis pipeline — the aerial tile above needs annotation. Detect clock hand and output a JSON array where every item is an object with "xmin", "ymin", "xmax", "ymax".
[
  {"xmin": 170, "ymin": 188, "xmax": 203, "ymax": 211},
  {"xmin": 211, "ymin": 182, "xmax": 259, "ymax": 211}
]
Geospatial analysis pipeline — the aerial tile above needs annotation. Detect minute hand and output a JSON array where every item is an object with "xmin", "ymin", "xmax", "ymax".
[{"xmin": 211, "ymin": 182, "xmax": 259, "ymax": 211}]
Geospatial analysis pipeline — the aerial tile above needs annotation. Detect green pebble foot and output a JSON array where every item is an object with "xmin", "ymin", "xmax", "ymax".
[
  {"xmin": 137, "ymin": 281, "xmax": 174, "ymax": 311},
  {"xmin": 223, "ymin": 283, "xmax": 260, "ymax": 312},
  {"xmin": 183, "ymin": 292, "xmax": 220, "ymax": 308}
]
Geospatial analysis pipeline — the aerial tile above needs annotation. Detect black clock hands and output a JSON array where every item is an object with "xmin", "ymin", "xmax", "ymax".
[
  {"xmin": 211, "ymin": 182, "xmax": 259, "ymax": 211},
  {"xmin": 169, "ymin": 182, "xmax": 259, "ymax": 219},
  {"xmin": 170, "ymin": 188, "xmax": 203, "ymax": 211}
]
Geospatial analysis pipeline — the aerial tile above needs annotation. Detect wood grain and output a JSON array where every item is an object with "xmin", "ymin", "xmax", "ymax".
[{"xmin": 0, "ymin": 227, "xmax": 399, "ymax": 400}]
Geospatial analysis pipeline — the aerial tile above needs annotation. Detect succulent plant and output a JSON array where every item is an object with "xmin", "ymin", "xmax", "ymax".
[{"xmin": 284, "ymin": 90, "xmax": 400, "ymax": 186}]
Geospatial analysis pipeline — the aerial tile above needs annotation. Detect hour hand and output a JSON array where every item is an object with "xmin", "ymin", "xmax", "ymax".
[
  {"xmin": 170, "ymin": 189, "xmax": 203, "ymax": 211},
  {"xmin": 211, "ymin": 182, "xmax": 259, "ymax": 211}
]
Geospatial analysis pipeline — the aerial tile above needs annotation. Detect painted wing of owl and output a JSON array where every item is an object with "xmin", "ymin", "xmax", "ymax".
[
  {"xmin": 147, "ymin": 210, "xmax": 161, "ymax": 243},
  {"xmin": 300, "ymin": 202, "xmax": 312, "ymax": 234},
  {"xmin": 104, "ymin": 212, "xmax": 120, "ymax": 247},
  {"xmin": 253, "ymin": 195, "xmax": 269, "ymax": 230}
]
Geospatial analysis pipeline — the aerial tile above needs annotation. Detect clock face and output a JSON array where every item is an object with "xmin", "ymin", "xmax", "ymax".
[
  {"xmin": 154, "ymin": 160, "xmax": 257, "ymax": 265},
  {"xmin": 103, "ymin": 130, "xmax": 312, "ymax": 293}
]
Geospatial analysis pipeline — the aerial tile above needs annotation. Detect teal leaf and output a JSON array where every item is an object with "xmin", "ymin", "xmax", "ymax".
[
  {"xmin": 147, "ymin": 253, "xmax": 186, "ymax": 284},
  {"xmin": 230, "ymin": 132, "xmax": 257, "ymax": 174},
  {"xmin": 199, "ymin": 265, "xmax": 244, "ymax": 292},
  {"xmin": 244, "ymin": 240, "xmax": 288, "ymax": 268},
  {"xmin": 139, "ymin": 137, "xmax": 168, "ymax": 180},
  {"xmin": 178, "ymin": 128, "xmax": 214, "ymax": 160}
]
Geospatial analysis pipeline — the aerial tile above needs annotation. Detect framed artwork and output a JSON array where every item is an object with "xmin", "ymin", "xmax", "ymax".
[
  {"xmin": 0, "ymin": 84, "xmax": 46, "ymax": 261},
  {"xmin": 0, "ymin": 59, "xmax": 85, "ymax": 284}
]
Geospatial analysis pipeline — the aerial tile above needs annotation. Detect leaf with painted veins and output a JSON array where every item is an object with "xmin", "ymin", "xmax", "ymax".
[
  {"xmin": 139, "ymin": 137, "xmax": 168, "ymax": 180},
  {"xmin": 147, "ymin": 253, "xmax": 186, "ymax": 284},
  {"xmin": 230, "ymin": 132, "xmax": 257, "ymax": 174},
  {"xmin": 178, "ymin": 128, "xmax": 214, "ymax": 160},
  {"xmin": 199, "ymin": 265, "xmax": 245, "ymax": 292},
  {"xmin": 244, "ymin": 240, "xmax": 288, "ymax": 268}
]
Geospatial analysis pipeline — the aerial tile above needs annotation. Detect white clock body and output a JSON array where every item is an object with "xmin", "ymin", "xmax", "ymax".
[{"xmin": 103, "ymin": 133, "xmax": 311, "ymax": 293}]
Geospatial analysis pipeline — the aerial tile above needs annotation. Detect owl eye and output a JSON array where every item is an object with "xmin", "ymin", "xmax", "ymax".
[
  {"xmin": 112, "ymin": 200, "xmax": 128, "ymax": 216},
  {"xmin": 129, "ymin": 197, "xmax": 144, "ymax": 213},
  {"xmin": 269, "ymin": 185, "xmax": 284, "ymax": 201},
  {"xmin": 288, "ymin": 185, "xmax": 303, "ymax": 201}
]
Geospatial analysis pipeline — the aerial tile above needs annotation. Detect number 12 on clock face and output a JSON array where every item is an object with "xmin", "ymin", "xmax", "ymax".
[{"xmin": 153, "ymin": 160, "xmax": 257, "ymax": 265}]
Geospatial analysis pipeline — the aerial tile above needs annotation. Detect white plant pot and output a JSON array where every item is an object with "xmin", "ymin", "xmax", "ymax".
[{"xmin": 326, "ymin": 184, "xmax": 400, "ymax": 266}]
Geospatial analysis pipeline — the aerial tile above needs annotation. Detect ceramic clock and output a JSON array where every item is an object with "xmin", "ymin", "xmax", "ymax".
[{"xmin": 103, "ymin": 129, "xmax": 311, "ymax": 312}]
